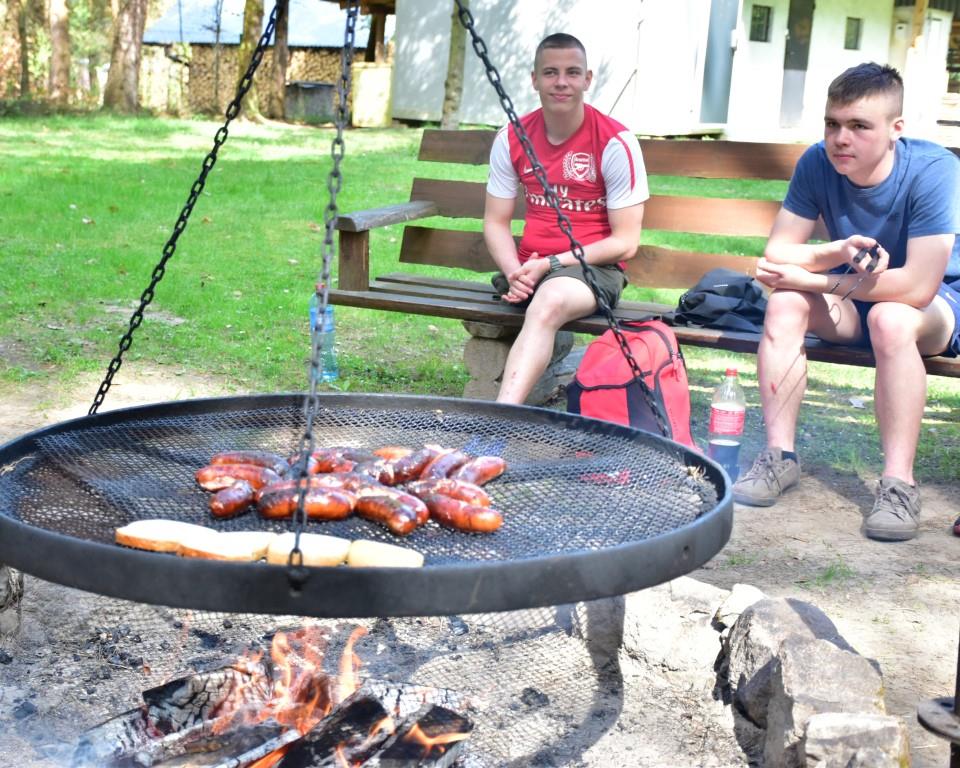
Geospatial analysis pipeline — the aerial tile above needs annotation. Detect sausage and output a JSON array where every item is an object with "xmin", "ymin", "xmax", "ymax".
[
  {"xmin": 420, "ymin": 449, "xmax": 472, "ymax": 480},
  {"xmin": 352, "ymin": 458, "xmax": 396, "ymax": 486},
  {"xmin": 209, "ymin": 480, "xmax": 256, "ymax": 519},
  {"xmin": 420, "ymin": 493, "xmax": 503, "ymax": 534},
  {"xmin": 355, "ymin": 495, "xmax": 421, "ymax": 536},
  {"xmin": 256, "ymin": 483, "xmax": 356, "ymax": 521},
  {"xmin": 308, "ymin": 450, "xmax": 358, "ymax": 475},
  {"xmin": 450, "ymin": 456, "xmax": 507, "ymax": 486},
  {"xmin": 373, "ymin": 445, "xmax": 413, "ymax": 461},
  {"xmin": 405, "ymin": 478, "xmax": 490, "ymax": 508},
  {"xmin": 389, "ymin": 447, "xmax": 442, "ymax": 484},
  {"xmin": 209, "ymin": 450, "xmax": 289, "ymax": 477},
  {"xmin": 196, "ymin": 464, "xmax": 282, "ymax": 491}
]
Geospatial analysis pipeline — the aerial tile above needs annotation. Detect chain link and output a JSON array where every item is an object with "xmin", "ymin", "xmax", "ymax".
[
  {"xmin": 452, "ymin": 1, "xmax": 669, "ymax": 438},
  {"xmin": 287, "ymin": 0, "xmax": 359, "ymax": 582},
  {"xmin": 88, "ymin": 4, "xmax": 281, "ymax": 416}
]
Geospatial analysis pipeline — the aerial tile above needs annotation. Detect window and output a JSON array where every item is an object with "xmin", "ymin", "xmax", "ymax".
[
  {"xmin": 844, "ymin": 17, "xmax": 863, "ymax": 50},
  {"xmin": 749, "ymin": 5, "xmax": 773, "ymax": 43}
]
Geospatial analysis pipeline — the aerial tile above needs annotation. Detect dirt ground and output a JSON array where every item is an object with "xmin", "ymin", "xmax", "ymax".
[{"xmin": 0, "ymin": 365, "xmax": 958, "ymax": 767}]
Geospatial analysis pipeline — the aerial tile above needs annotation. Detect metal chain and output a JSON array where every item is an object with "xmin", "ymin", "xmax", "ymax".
[
  {"xmin": 287, "ymin": 0, "xmax": 359, "ymax": 582},
  {"xmin": 88, "ymin": 3, "xmax": 282, "ymax": 415},
  {"xmin": 452, "ymin": 0, "xmax": 669, "ymax": 438}
]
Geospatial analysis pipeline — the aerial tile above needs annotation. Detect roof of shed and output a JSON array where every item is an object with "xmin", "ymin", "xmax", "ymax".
[{"xmin": 144, "ymin": 0, "xmax": 371, "ymax": 47}]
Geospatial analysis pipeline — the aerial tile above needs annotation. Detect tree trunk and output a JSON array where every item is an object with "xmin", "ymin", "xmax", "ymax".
[
  {"xmin": 17, "ymin": 0, "xmax": 30, "ymax": 97},
  {"xmin": 440, "ymin": 0, "xmax": 467, "ymax": 130},
  {"xmin": 102, "ymin": 0, "xmax": 147, "ymax": 112},
  {"xmin": 265, "ymin": 0, "xmax": 288, "ymax": 119},
  {"xmin": 364, "ymin": 11, "xmax": 386, "ymax": 63},
  {"xmin": 236, "ymin": 0, "xmax": 264, "ymax": 120},
  {"xmin": 48, "ymin": 0, "xmax": 71, "ymax": 105}
]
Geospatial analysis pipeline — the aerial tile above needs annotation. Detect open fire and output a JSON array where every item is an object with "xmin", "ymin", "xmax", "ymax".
[{"xmin": 73, "ymin": 625, "xmax": 474, "ymax": 768}]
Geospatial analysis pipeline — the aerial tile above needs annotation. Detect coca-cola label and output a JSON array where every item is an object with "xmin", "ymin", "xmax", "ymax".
[{"xmin": 709, "ymin": 404, "xmax": 745, "ymax": 435}]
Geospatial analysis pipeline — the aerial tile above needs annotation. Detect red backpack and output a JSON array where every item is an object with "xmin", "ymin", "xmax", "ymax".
[{"xmin": 566, "ymin": 319, "xmax": 698, "ymax": 450}]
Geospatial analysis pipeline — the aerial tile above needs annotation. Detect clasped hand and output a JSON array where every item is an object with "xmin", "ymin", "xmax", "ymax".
[
  {"xmin": 499, "ymin": 252, "xmax": 552, "ymax": 303},
  {"xmin": 755, "ymin": 235, "xmax": 888, "ymax": 293}
]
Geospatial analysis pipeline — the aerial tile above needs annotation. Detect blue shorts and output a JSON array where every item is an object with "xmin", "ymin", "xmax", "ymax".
[{"xmin": 850, "ymin": 281, "xmax": 960, "ymax": 357}]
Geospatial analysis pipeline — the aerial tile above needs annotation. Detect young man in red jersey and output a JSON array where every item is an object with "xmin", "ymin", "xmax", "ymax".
[{"xmin": 483, "ymin": 33, "xmax": 648, "ymax": 405}]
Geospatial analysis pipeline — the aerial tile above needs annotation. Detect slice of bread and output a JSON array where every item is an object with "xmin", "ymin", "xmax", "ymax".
[
  {"xmin": 115, "ymin": 519, "xmax": 217, "ymax": 553},
  {"xmin": 346, "ymin": 539, "xmax": 424, "ymax": 569},
  {"xmin": 266, "ymin": 532, "xmax": 352, "ymax": 567},
  {"xmin": 177, "ymin": 530, "xmax": 277, "ymax": 561}
]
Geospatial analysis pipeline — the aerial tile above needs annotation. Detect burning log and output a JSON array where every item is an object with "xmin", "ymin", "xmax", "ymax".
[{"xmin": 369, "ymin": 705, "xmax": 473, "ymax": 768}]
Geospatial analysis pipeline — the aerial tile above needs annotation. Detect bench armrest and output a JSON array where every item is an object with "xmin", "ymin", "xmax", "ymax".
[{"xmin": 335, "ymin": 200, "xmax": 439, "ymax": 232}]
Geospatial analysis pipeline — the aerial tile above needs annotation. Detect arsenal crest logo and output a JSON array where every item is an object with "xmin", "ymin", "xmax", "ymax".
[{"xmin": 562, "ymin": 151, "xmax": 596, "ymax": 182}]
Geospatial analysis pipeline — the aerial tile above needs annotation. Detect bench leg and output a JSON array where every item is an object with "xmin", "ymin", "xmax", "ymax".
[
  {"xmin": 0, "ymin": 564, "xmax": 23, "ymax": 639},
  {"xmin": 462, "ymin": 322, "xmax": 575, "ymax": 405}
]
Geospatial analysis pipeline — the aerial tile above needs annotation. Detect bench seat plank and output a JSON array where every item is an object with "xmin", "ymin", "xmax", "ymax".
[{"xmin": 328, "ymin": 278, "xmax": 960, "ymax": 377}]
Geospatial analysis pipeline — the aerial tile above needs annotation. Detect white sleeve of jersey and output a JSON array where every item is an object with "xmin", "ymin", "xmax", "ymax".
[
  {"xmin": 486, "ymin": 127, "xmax": 520, "ymax": 199},
  {"xmin": 601, "ymin": 131, "xmax": 650, "ymax": 209}
]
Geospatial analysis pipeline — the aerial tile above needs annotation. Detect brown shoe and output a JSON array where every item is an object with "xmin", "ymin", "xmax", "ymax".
[
  {"xmin": 731, "ymin": 448, "xmax": 800, "ymax": 507},
  {"xmin": 863, "ymin": 477, "xmax": 920, "ymax": 542}
]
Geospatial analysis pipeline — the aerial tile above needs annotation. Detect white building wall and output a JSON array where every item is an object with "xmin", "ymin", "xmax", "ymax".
[
  {"xmin": 725, "ymin": 0, "xmax": 895, "ymax": 141},
  {"xmin": 390, "ymin": 0, "xmax": 712, "ymax": 135},
  {"xmin": 892, "ymin": 6, "xmax": 953, "ymax": 139},
  {"xmin": 725, "ymin": 0, "xmax": 791, "ymax": 140}
]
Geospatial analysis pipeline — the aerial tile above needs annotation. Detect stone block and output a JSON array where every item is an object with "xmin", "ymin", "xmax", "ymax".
[
  {"xmin": 0, "ymin": 565, "xmax": 23, "ymax": 638},
  {"xmin": 802, "ymin": 712, "xmax": 909, "ymax": 768},
  {"xmin": 714, "ymin": 583, "xmax": 767, "ymax": 631},
  {"xmin": 763, "ymin": 638, "xmax": 885, "ymax": 767},
  {"xmin": 725, "ymin": 598, "xmax": 856, "ymax": 728}
]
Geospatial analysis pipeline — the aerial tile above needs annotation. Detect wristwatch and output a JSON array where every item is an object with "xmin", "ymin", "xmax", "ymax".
[{"xmin": 548, "ymin": 255, "xmax": 563, "ymax": 273}]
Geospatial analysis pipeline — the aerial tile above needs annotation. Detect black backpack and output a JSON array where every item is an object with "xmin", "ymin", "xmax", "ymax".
[{"xmin": 670, "ymin": 268, "xmax": 767, "ymax": 333}]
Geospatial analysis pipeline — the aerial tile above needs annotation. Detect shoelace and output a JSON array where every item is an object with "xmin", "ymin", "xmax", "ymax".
[
  {"xmin": 740, "ymin": 450, "xmax": 778, "ymax": 482},
  {"xmin": 876, "ymin": 483, "xmax": 915, "ymax": 520}
]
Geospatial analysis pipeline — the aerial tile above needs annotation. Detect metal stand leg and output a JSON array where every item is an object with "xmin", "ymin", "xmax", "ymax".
[{"xmin": 917, "ymin": 625, "xmax": 960, "ymax": 768}]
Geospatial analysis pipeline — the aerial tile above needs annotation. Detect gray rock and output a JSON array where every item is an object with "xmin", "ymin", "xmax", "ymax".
[
  {"xmin": 763, "ymin": 638, "xmax": 885, "ymax": 767},
  {"xmin": 802, "ymin": 712, "xmax": 909, "ymax": 767},
  {"xmin": 714, "ymin": 583, "xmax": 766, "ymax": 631},
  {"xmin": 725, "ymin": 597, "xmax": 855, "ymax": 728},
  {"xmin": 0, "ymin": 566, "xmax": 23, "ymax": 639}
]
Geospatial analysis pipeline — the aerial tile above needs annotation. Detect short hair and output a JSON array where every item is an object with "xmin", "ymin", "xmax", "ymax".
[
  {"xmin": 827, "ymin": 62, "xmax": 904, "ymax": 117},
  {"xmin": 534, "ymin": 33, "xmax": 587, "ymax": 70}
]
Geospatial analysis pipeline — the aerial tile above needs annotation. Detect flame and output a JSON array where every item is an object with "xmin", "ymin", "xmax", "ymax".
[
  {"xmin": 336, "ymin": 626, "xmax": 368, "ymax": 702},
  {"xmin": 403, "ymin": 721, "xmax": 471, "ymax": 749}
]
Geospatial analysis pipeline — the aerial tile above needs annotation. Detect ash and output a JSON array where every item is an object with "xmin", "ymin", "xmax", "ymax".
[{"xmin": 0, "ymin": 578, "xmax": 747, "ymax": 767}]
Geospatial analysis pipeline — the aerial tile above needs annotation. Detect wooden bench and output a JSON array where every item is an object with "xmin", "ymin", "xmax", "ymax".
[{"xmin": 331, "ymin": 129, "xmax": 960, "ymax": 400}]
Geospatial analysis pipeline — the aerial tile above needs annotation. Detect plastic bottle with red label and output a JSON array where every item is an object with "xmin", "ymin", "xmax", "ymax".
[{"xmin": 707, "ymin": 367, "xmax": 746, "ymax": 481}]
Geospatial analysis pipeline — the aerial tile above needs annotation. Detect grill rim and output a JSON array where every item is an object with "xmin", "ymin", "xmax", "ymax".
[{"xmin": 0, "ymin": 393, "xmax": 733, "ymax": 617}]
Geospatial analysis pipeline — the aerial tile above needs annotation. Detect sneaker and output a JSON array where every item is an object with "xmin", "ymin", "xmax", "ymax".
[
  {"xmin": 954, "ymin": 516, "xmax": 960, "ymax": 537},
  {"xmin": 862, "ymin": 477, "xmax": 920, "ymax": 542},
  {"xmin": 731, "ymin": 448, "xmax": 801, "ymax": 507}
]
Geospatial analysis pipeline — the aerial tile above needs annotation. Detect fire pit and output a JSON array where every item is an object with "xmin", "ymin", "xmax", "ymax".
[{"xmin": 0, "ymin": 393, "xmax": 730, "ymax": 617}]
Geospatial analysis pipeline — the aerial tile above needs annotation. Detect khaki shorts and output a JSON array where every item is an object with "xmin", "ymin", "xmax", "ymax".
[{"xmin": 492, "ymin": 263, "xmax": 627, "ymax": 311}]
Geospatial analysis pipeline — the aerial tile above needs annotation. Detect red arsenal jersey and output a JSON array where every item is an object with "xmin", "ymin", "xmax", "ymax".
[{"xmin": 487, "ymin": 104, "xmax": 648, "ymax": 263}]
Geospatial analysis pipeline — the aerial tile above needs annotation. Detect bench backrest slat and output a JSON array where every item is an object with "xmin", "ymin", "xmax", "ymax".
[{"xmin": 398, "ymin": 227, "xmax": 760, "ymax": 290}]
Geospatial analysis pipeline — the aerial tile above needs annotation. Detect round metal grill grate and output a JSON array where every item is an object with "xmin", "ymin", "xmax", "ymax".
[{"xmin": 0, "ymin": 394, "xmax": 731, "ymax": 616}]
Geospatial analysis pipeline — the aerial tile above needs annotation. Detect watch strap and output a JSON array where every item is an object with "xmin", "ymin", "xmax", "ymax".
[{"xmin": 548, "ymin": 255, "xmax": 562, "ymax": 273}]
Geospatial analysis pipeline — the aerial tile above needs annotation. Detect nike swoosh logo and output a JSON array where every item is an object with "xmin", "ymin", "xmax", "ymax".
[{"xmin": 522, "ymin": 166, "xmax": 534, "ymax": 174}]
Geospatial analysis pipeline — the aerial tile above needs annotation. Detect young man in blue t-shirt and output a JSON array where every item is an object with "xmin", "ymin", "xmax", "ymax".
[{"xmin": 732, "ymin": 62, "xmax": 960, "ymax": 542}]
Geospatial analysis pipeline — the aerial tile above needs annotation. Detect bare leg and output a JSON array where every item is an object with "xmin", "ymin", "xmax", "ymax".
[
  {"xmin": 758, "ymin": 290, "xmax": 862, "ymax": 450},
  {"xmin": 497, "ymin": 277, "xmax": 596, "ymax": 405},
  {"xmin": 868, "ymin": 297, "xmax": 955, "ymax": 484}
]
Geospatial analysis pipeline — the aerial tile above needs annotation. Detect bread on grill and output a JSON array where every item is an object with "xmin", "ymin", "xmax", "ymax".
[
  {"xmin": 346, "ymin": 539, "xmax": 424, "ymax": 568},
  {"xmin": 177, "ymin": 530, "xmax": 277, "ymax": 561},
  {"xmin": 115, "ymin": 519, "xmax": 218, "ymax": 553},
  {"xmin": 266, "ymin": 532, "xmax": 352, "ymax": 567}
]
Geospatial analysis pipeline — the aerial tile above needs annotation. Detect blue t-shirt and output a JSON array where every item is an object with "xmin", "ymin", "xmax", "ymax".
[{"xmin": 783, "ymin": 138, "xmax": 960, "ymax": 282}]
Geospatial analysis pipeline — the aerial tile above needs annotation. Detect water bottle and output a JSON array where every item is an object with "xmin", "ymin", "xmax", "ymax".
[
  {"xmin": 308, "ymin": 285, "xmax": 339, "ymax": 383},
  {"xmin": 707, "ymin": 367, "xmax": 746, "ymax": 481}
]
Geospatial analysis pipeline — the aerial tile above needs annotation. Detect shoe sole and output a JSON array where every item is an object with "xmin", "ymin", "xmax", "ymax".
[
  {"xmin": 732, "ymin": 481, "xmax": 798, "ymax": 508},
  {"xmin": 863, "ymin": 527, "xmax": 918, "ymax": 542},
  {"xmin": 732, "ymin": 492, "xmax": 777, "ymax": 507}
]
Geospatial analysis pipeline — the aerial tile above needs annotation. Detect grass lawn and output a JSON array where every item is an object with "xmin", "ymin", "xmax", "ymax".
[{"xmin": 1, "ymin": 114, "xmax": 959, "ymax": 483}]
